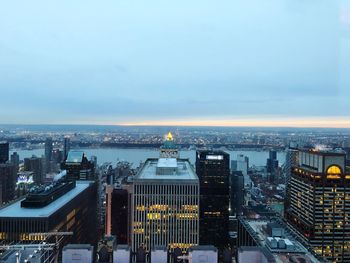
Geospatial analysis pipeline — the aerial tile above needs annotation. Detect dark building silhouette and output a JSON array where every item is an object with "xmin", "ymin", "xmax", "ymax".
[
  {"xmin": 285, "ymin": 149, "xmax": 350, "ymax": 262},
  {"xmin": 24, "ymin": 156, "xmax": 44, "ymax": 183},
  {"xmin": 10, "ymin": 152, "xmax": 20, "ymax": 173},
  {"xmin": 0, "ymin": 163, "xmax": 16, "ymax": 204},
  {"xmin": 63, "ymin": 137, "xmax": 70, "ymax": 160},
  {"xmin": 45, "ymin": 137, "xmax": 53, "ymax": 173},
  {"xmin": 266, "ymin": 150, "xmax": 279, "ymax": 173},
  {"xmin": 0, "ymin": 180, "xmax": 98, "ymax": 246},
  {"xmin": 196, "ymin": 150, "xmax": 230, "ymax": 250},
  {"xmin": 108, "ymin": 188, "xmax": 129, "ymax": 244},
  {"xmin": 0, "ymin": 142, "xmax": 9, "ymax": 164},
  {"xmin": 230, "ymin": 171, "xmax": 244, "ymax": 216},
  {"xmin": 266, "ymin": 150, "xmax": 279, "ymax": 183},
  {"xmin": 61, "ymin": 151, "xmax": 95, "ymax": 181}
]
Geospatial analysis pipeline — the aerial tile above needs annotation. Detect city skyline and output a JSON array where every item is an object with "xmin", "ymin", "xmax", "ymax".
[{"xmin": 0, "ymin": 0, "xmax": 349, "ymax": 126}]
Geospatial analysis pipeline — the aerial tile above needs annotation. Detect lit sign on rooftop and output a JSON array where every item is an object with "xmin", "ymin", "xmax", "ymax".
[{"xmin": 206, "ymin": 155, "xmax": 224, "ymax": 160}]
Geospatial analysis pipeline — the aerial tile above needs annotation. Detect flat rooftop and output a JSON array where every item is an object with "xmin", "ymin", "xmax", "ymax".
[
  {"xmin": 134, "ymin": 158, "xmax": 198, "ymax": 182},
  {"xmin": 242, "ymin": 218, "xmax": 321, "ymax": 263},
  {"xmin": 0, "ymin": 181, "xmax": 93, "ymax": 218}
]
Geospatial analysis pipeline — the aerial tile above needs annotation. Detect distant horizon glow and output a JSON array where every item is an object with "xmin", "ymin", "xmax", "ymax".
[
  {"xmin": 118, "ymin": 117, "xmax": 350, "ymax": 128},
  {"xmin": 11, "ymin": 116, "xmax": 347, "ymax": 128}
]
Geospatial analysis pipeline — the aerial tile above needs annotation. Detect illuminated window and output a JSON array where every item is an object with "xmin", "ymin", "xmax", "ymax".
[
  {"xmin": 327, "ymin": 165, "xmax": 342, "ymax": 180},
  {"xmin": 327, "ymin": 165, "xmax": 342, "ymax": 175}
]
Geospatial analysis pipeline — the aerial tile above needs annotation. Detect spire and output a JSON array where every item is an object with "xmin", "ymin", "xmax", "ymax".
[{"xmin": 166, "ymin": 132, "xmax": 173, "ymax": 141}]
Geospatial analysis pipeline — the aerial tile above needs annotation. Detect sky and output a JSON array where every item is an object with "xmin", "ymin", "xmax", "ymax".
[{"xmin": 0, "ymin": 0, "xmax": 349, "ymax": 127}]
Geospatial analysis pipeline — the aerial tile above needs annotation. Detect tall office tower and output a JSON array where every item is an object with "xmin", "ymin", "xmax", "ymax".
[
  {"xmin": 196, "ymin": 150, "xmax": 230, "ymax": 250},
  {"xmin": 24, "ymin": 156, "xmax": 44, "ymax": 183},
  {"xmin": 159, "ymin": 132, "xmax": 179, "ymax": 158},
  {"xmin": 105, "ymin": 186, "xmax": 129, "ymax": 243},
  {"xmin": 0, "ymin": 142, "xmax": 9, "ymax": 164},
  {"xmin": 266, "ymin": 150, "xmax": 279, "ymax": 173},
  {"xmin": 63, "ymin": 137, "xmax": 71, "ymax": 160},
  {"xmin": 45, "ymin": 137, "xmax": 53, "ymax": 173},
  {"xmin": 236, "ymin": 154, "xmax": 250, "ymax": 187},
  {"xmin": 61, "ymin": 151, "xmax": 95, "ymax": 181},
  {"xmin": 0, "ymin": 180, "xmax": 97, "ymax": 246},
  {"xmin": 10, "ymin": 151, "xmax": 20, "ymax": 172},
  {"xmin": 90, "ymin": 155, "xmax": 97, "ymax": 168},
  {"xmin": 0, "ymin": 163, "xmax": 16, "ymax": 204},
  {"xmin": 266, "ymin": 150, "xmax": 279, "ymax": 183},
  {"xmin": 285, "ymin": 148, "xmax": 299, "ymax": 183},
  {"xmin": 52, "ymin": 149, "xmax": 63, "ymax": 164},
  {"xmin": 132, "ymin": 136, "xmax": 199, "ymax": 252},
  {"xmin": 230, "ymin": 171, "xmax": 244, "ymax": 216},
  {"xmin": 284, "ymin": 147, "xmax": 300, "ymax": 213},
  {"xmin": 285, "ymin": 149, "xmax": 350, "ymax": 262}
]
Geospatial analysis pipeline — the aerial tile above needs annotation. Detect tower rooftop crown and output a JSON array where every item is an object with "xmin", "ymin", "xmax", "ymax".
[{"xmin": 166, "ymin": 132, "xmax": 173, "ymax": 141}]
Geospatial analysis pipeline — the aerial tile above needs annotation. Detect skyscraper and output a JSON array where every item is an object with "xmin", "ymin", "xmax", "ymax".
[
  {"xmin": 235, "ymin": 154, "xmax": 250, "ymax": 187},
  {"xmin": 0, "ymin": 163, "xmax": 16, "ymax": 204},
  {"xmin": 285, "ymin": 149, "xmax": 350, "ymax": 262},
  {"xmin": 0, "ymin": 180, "xmax": 97, "ymax": 246},
  {"xmin": 266, "ymin": 150, "xmax": 279, "ymax": 183},
  {"xmin": 10, "ymin": 151, "xmax": 20, "ymax": 173},
  {"xmin": 63, "ymin": 137, "xmax": 71, "ymax": 160},
  {"xmin": 284, "ymin": 147, "xmax": 299, "ymax": 213},
  {"xmin": 45, "ymin": 137, "xmax": 53, "ymax": 173},
  {"xmin": 24, "ymin": 156, "xmax": 44, "ymax": 183},
  {"xmin": 0, "ymin": 142, "xmax": 9, "ymax": 164},
  {"xmin": 61, "ymin": 151, "xmax": 95, "ymax": 181},
  {"xmin": 131, "ymin": 134, "xmax": 199, "ymax": 252},
  {"xmin": 230, "ymin": 171, "xmax": 244, "ymax": 216},
  {"xmin": 196, "ymin": 150, "xmax": 230, "ymax": 250},
  {"xmin": 105, "ymin": 186, "xmax": 129, "ymax": 244}
]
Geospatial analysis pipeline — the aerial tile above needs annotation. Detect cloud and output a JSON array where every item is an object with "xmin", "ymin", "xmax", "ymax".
[{"xmin": 0, "ymin": 0, "xmax": 347, "ymax": 125}]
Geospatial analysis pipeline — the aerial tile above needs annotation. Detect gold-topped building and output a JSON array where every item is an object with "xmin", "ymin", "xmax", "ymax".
[{"xmin": 286, "ymin": 149, "xmax": 350, "ymax": 262}]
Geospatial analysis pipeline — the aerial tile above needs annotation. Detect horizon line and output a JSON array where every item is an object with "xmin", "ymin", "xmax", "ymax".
[{"xmin": 1, "ymin": 118, "xmax": 350, "ymax": 129}]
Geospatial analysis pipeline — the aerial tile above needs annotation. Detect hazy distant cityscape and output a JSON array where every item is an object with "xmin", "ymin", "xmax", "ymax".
[{"xmin": 1, "ymin": 125, "xmax": 350, "ymax": 262}]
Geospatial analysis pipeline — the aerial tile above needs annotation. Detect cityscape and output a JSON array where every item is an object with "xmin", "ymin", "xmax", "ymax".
[
  {"xmin": 1, "ymin": 126, "xmax": 350, "ymax": 262},
  {"xmin": 1, "ymin": 0, "xmax": 349, "ymax": 262}
]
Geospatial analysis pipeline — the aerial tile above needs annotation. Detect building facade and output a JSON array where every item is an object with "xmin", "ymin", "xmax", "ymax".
[
  {"xmin": 0, "ymin": 163, "xmax": 16, "ymax": 205},
  {"xmin": 0, "ymin": 142, "xmax": 9, "ymax": 164},
  {"xmin": 0, "ymin": 180, "xmax": 97, "ymax": 246},
  {"xmin": 286, "ymin": 150, "xmax": 350, "ymax": 262},
  {"xmin": 24, "ymin": 156, "xmax": 44, "ymax": 183},
  {"xmin": 230, "ymin": 171, "xmax": 244, "ymax": 217},
  {"xmin": 61, "ymin": 151, "xmax": 95, "ymax": 181},
  {"xmin": 132, "ymin": 157, "xmax": 199, "ymax": 252},
  {"xmin": 45, "ymin": 137, "xmax": 53, "ymax": 174},
  {"xmin": 196, "ymin": 150, "xmax": 230, "ymax": 250}
]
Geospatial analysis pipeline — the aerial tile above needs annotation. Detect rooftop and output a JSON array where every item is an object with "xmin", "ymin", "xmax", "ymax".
[
  {"xmin": 240, "ymin": 218, "xmax": 321, "ymax": 263},
  {"xmin": 134, "ymin": 158, "xmax": 198, "ymax": 182},
  {"xmin": 66, "ymin": 150, "xmax": 85, "ymax": 163},
  {"xmin": 157, "ymin": 158, "xmax": 178, "ymax": 168},
  {"xmin": 0, "ymin": 181, "xmax": 93, "ymax": 218}
]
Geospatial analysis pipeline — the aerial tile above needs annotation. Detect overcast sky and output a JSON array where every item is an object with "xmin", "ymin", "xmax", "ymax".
[{"xmin": 0, "ymin": 0, "xmax": 349, "ymax": 127}]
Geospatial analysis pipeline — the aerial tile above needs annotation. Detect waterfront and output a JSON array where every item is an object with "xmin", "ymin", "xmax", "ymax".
[{"xmin": 11, "ymin": 148, "xmax": 286, "ymax": 167}]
